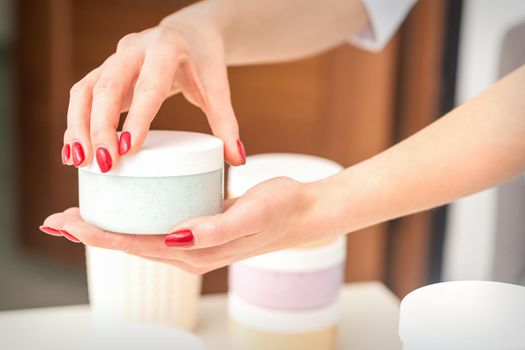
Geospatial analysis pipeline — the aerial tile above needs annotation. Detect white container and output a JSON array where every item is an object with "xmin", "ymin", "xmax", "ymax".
[
  {"xmin": 229, "ymin": 237, "xmax": 346, "ymax": 310},
  {"xmin": 79, "ymin": 130, "xmax": 224, "ymax": 330},
  {"xmin": 227, "ymin": 153, "xmax": 345, "ymax": 306},
  {"xmin": 229, "ymin": 292, "xmax": 340, "ymax": 350},
  {"xmin": 227, "ymin": 153, "xmax": 344, "ymax": 350},
  {"xmin": 228, "ymin": 153, "xmax": 343, "ymax": 198},
  {"xmin": 399, "ymin": 281, "xmax": 525, "ymax": 350}
]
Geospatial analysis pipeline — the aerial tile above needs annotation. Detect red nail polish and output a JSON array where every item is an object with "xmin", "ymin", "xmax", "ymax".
[
  {"xmin": 72, "ymin": 142, "xmax": 85, "ymax": 167},
  {"xmin": 39, "ymin": 225, "xmax": 63, "ymax": 237},
  {"xmin": 165, "ymin": 230, "xmax": 194, "ymax": 247},
  {"xmin": 236, "ymin": 139, "xmax": 246, "ymax": 164},
  {"xmin": 60, "ymin": 230, "xmax": 81, "ymax": 243},
  {"xmin": 96, "ymin": 147, "xmax": 112, "ymax": 173},
  {"xmin": 119, "ymin": 131, "xmax": 131, "ymax": 155},
  {"xmin": 61, "ymin": 144, "xmax": 71, "ymax": 164}
]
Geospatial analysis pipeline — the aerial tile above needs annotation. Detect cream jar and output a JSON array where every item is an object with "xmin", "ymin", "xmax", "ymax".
[
  {"xmin": 79, "ymin": 130, "xmax": 223, "ymax": 330},
  {"xmin": 79, "ymin": 130, "xmax": 223, "ymax": 234},
  {"xmin": 227, "ymin": 153, "xmax": 344, "ymax": 349},
  {"xmin": 229, "ymin": 292, "xmax": 340, "ymax": 350},
  {"xmin": 229, "ymin": 237, "xmax": 346, "ymax": 310}
]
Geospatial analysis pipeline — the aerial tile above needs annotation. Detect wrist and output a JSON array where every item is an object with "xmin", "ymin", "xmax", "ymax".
[
  {"xmin": 160, "ymin": 0, "xmax": 230, "ymax": 41},
  {"xmin": 303, "ymin": 178, "xmax": 349, "ymax": 241}
]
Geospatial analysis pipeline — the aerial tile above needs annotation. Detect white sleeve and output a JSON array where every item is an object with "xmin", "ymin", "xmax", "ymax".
[{"xmin": 350, "ymin": 0, "xmax": 417, "ymax": 52}]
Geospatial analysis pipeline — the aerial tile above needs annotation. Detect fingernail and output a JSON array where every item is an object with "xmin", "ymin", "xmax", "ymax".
[
  {"xmin": 96, "ymin": 147, "xmax": 112, "ymax": 173},
  {"xmin": 60, "ymin": 230, "xmax": 81, "ymax": 243},
  {"xmin": 119, "ymin": 131, "xmax": 131, "ymax": 155},
  {"xmin": 165, "ymin": 229, "xmax": 194, "ymax": 247},
  {"xmin": 236, "ymin": 139, "xmax": 246, "ymax": 164},
  {"xmin": 39, "ymin": 225, "xmax": 63, "ymax": 237},
  {"xmin": 72, "ymin": 142, "xmax": 85, "ymax": 167},
  {"xmin": 61, "ymin": 144, "xmax": 71, "ymax": 164}
]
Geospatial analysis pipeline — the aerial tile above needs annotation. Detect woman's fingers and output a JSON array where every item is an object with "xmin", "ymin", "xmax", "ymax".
[
  {"xmin": 65, "ymin": 67, "xmax": 104, "ymax": 167},
  {"xmin": 193, "ymin": 57, "xmax": 245, "ymax": 165},
  {"xmin": 89, "ymin": 51, "xmax": 143, "ymax": 172},
  {"xmin": 165, "ymin": 194, "xmax": 265, "ymax": 250},
  {"xmin": 121, "ymin": 39, "xmax": 180, "ymax": 155}
]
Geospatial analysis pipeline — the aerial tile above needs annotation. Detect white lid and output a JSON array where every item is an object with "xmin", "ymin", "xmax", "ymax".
[
  {"xmin": 228, "ymin": 153, "xmax": 343, "ymax": 197},
  {"xmin": 229, "ymin": 292, "xmax": 340, "ymax": 333},
  {"xmin": 81, "ymin": 130, "xmax": 223, "ymax": 177},
  {"xmin": 237, "ymin": 237, "xmax": 346, "ymax": 272},
  {"xmin": 399, "ymin": 281, "xmax": 525, "ymax": 349}
]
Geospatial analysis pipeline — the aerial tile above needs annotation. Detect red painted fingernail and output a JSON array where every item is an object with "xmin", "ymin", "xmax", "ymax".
[
  {"xmin": 165, "ymin": 230, "xmax": 194, "ymax": 247},
  {"xmin": 119, "ymin": 131, "xmax": 131, "ymax": 155},
  {"xmin": 39, "ymin": 225, "xmax": 63, "ymax": 237},
  {"xmin": 60, "ymin": 230, "xmax": 81, "ymax": 243},
  {"xmin": 96, "ymin": 147, "xmax": 112, "ymax": 173},
  {"xmin": 236, "ymin": 139, "xmax": 246, "ymax": 164},
  {"xmin": 72, "ymin": 142, "xmax": 85, "ymax": 167},
  {"xmin": 61, "ymin": 144, "xmax": 71, "ymax": 164}
]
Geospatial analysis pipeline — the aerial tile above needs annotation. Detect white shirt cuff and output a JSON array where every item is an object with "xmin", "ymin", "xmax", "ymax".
[{"xmin": 350, "ymin": 0, "xmax": 417, "ymax": 52}]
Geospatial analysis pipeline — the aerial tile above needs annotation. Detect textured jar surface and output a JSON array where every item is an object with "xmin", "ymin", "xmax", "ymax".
[
  {"xmin": 229, "ymin": 263, "xmax": 344, "ymax": 310},
  {"xmin": 79, "ymin": 169, "xmax": 222, "ymax": 234}
]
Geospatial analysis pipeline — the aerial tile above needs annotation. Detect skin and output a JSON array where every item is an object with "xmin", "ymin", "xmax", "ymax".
[
  {"xmin": 62, "ymin": 0, "xmax": 369, "ymax": 169},
  {"xmin": 44, "ymin": 1, "xmax": 525, "ymax": 274}
]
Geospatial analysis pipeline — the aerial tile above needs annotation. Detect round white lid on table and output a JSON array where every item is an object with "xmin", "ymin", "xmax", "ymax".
[
  {"xmin": 229, "ymin": 292, "xmax": 341, "ymax": 333},
  {"xmin": 238, "ymin": 236, "xmax": 346, "ymax": 272},
  {"xmin": 81, "ymin": 130, "xmax": 223, "ymax": 177},
  {"xmin": 399, "ymin": 281, "xmax": 525, "ymax": 350},
  {"xmin": 227, "ymin": 153, "xmax": 343, "ymax": 197}
]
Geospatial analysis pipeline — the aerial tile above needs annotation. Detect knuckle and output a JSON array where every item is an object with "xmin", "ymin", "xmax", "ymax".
[
  {"xmin": 117, "ymin": 33, "xmax": 138, "ymax": 51},
  {"xmin": 198, "ymin": 220, "xmax": 225, "ymax": 246},
  {"xmin": 69, "ymin": 80, "xmax": 89, "ymax": 97},
  {"xmin": 89, "ymin": 127, "xmax": 107, "ymax": 142},
  {"xmin": 93, "ymin": 78, "xmax": 120, "ymax": 96},
  {"xmin": 134, "ymin": 78, "xmax": 161, "ymax": 93}
]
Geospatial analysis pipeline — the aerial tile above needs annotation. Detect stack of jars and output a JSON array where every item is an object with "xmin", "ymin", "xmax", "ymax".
[{"xmin": 227, "ymin": 153, "xmax": 346, "ymax": 350}]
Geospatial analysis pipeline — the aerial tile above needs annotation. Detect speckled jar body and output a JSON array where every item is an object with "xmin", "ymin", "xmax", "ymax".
[{"xmin": 79, "ymin": 169, "xmax": 223, "ymax": 234}]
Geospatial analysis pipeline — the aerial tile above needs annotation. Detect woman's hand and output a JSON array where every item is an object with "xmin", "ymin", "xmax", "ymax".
[
  {"xmin": 62, "ymin": 8, "xmax": 245, "ymax": 172},
  {"xmin": 40, "ymin": 177, "xmax": 339, "ymax": 274}
]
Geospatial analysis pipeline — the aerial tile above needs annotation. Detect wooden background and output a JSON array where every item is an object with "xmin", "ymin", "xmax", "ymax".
[{"xmin": 15, "ymin": 0, "xmax": 447, "ymax": 297}]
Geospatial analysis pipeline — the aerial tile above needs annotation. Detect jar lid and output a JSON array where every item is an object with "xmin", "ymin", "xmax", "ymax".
[
  {"xmin": 399, "ymin": 281, "xmax": 525, "ymax": 349},
  {"xmin": 229, "ymin": 292, "xmax": 341, "ymax": 333},
  {"xmin": 81, "ymin": 130, "xmax": 223, "ymax": 177},
  {"xmin": 237, "ymin": 237, "xmax": 346, "ymax": 272},
  {"xmin": 228, "ymin": 153, "xmax": 343, "ymax": 197}
]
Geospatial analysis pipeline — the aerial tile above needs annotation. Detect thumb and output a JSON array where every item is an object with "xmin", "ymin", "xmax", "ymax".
[{"xmin": 164, "ymin": 197, "xmax": 260, "ymax": 249}]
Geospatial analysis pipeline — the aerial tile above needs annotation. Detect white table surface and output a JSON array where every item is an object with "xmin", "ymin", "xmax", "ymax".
[{"xmin": 0, "ymin": 281, "xmax": 402, "ymax": 350}]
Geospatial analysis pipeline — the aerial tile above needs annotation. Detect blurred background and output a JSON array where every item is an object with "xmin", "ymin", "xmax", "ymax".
[{"xmin": 1, "ymin": 0, "xmax": 525, "ymax": 311}]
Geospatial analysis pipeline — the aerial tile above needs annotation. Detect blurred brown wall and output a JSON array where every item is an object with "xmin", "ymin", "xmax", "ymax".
[{"xmin": 15, "ymin": 0, "xmax": 447, "ymax": 297}]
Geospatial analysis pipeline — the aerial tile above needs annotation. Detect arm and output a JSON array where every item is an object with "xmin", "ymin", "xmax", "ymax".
[
  {"xmin": 62, "ymin": 0, "xmax": 369, "ymax": 172},
  {"xmin": 312, "ymin": 64, "xmax": 525, "ymax": 236},
  {"xmin": 43, "ymin": 66, "xmax": 525, "ymax": 274},
  {"xmin": 166, "ymin": 0, "xmax": 369, "ymax": 65}
]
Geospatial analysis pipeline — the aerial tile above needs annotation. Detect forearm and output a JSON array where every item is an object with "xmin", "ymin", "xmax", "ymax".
[
  {"xmin": 164, "ymin": 0, "xmax": 369, "ymax": 65},
  {"xmin": 312, "ymin": 65, "xmax": 525, "ymax": 235}
]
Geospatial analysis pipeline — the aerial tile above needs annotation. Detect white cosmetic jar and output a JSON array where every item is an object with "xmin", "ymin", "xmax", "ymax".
[
  {"xmin": 79, "ymin": 130, "xmax": 223, "ymax": 330},
  {"xmin": 79, "ymin": 130, "xmax": 224, "ymax": 234},
  {"xmin": 399, "ymin": 281, "xmax": 525, "ymax": 350}
]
